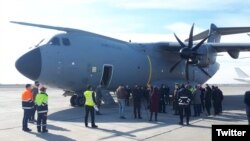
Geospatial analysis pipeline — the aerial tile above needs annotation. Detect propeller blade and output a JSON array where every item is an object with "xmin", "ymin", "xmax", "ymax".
[
  {"xmin": 192, "ymin": 35, "xmax": 210, "ymax": 51},
  {"xmin": 169, "ymin": 59, "xmax": 182, "ymax": 72},
  {"xmin": 197, "ymin": 66, "xmax": 211, "ymax": 78},
  {"xmin": 174, "ymin": 33, "xmax": 185, "ymax": 48},
  {"xmin": 188, "ymin": 24, "xmax": 194, "ymax": 49},
  {"xmin": 185, "ymin": 60, "xmax": 189, "ymax": 81}
]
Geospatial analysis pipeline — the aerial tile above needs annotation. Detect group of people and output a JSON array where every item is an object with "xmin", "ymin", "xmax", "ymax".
[
  {"xmin": 115, "ymin": 84, "xmax": 170, "ymax": 121},
  {"xmin": 21, "ymin": 82, "xmax": 227, "ymax": 133},
  {"xmin": 172, "ymin": 83, "xmax": 224, "ymax": 125},
  {"xmin": 21, "ymin": 81, "xmax": 48, "ymax": 132},
  {"xmin": 114, "ymin": 83, "xmax": 225, "ymax": 125}
]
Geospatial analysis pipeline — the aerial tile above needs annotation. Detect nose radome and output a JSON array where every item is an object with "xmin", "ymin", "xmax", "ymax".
[{"xmin": 15, "ymin": 48, "xmax": 41, "ymax": 80}]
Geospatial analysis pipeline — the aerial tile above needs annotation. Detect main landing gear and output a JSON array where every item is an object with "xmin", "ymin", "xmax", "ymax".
[{"xmin": 63, "ymin": 91, "xmax": 84, "ymax": 107}]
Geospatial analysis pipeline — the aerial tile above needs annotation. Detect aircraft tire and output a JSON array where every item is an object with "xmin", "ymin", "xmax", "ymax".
[
  {"xmin": 77, "ymin": 97, "xmax": 84, "ymax": 106},
  {"xmin": 70, "ymin": 95, "xmax": 77, "ymax": 106}
]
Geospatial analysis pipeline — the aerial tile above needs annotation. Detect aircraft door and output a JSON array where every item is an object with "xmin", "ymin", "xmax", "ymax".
[{"xmin": 100, "ymin": 65, "xmax": 113, "ymax": 87}]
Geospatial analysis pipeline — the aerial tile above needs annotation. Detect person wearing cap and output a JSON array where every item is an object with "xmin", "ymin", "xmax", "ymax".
[
  {"xmin": 21, "ymin": 84, "xmax": 34, "ymax": 132},
  {"xmin": 30, "ymin": 81, "xmax": 40, "ymax": 123},
  {"xmin": 178, "ymin": 84, "xmax": 192, "ymax": 125},
  {"xmin": 83, "ymin": 85, "xmax": 98, "ymax": 128},
  {"xmin": 35, "ymin": 86, "xmax": 48, "ymax": 133}
]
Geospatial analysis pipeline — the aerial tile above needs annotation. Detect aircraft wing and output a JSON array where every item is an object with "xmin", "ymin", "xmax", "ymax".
[
  {"xmin": 209, "ymin": 43, "xmax": 250, "ymax": 52},
  {"xmin": 10, "ymin": 21, "xmax": 83, "ymax": 33},
  {"xmin": 157, "ymin": 42, "xmax": 250, "ymax": 52}
]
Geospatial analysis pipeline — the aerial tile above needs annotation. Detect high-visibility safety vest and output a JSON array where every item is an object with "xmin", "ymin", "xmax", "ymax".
[
  {"xmin": 35, "ymin": 92, "xmax": 48, "ymax": 113},
  {"xmin": 84, "ymin": 90, "xmax": 95, "ymax": 106},
  {"xmin": 22, "ymin": 88, "xmax": 33, "ymax": 109}
]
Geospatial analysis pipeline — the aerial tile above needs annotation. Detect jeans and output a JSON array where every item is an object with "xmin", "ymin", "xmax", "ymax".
[
  {"xmin": 118, "ymin": 99, "xmax": 125, "ymax": 117},
  {"xmin": 85, "ymin": 106, "xmax": 95, "ymax": 126}
]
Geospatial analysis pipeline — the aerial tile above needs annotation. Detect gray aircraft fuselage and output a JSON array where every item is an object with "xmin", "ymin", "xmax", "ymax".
[
  {"xmin": 17, "ymin": 31, "xmax": 218, "ymax": 92},
  {"xmin": 15, "ymin": 21, "xmax": 250, "ymax": 94}
]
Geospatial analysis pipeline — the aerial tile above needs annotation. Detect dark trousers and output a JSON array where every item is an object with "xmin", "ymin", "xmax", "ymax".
[
  {"xmin": 85, "ymin": 106, "xmax": 95, "ymax": 126},
  {"xmin": 149, "ymin": 112, "xmax": 158, "ymax": 121},
  {"xmin": 218, "ymin": 102, "xmax": 223, "ymax": 113},
  {"xmin": 193, "ymin": 104, "xmax": 201, "ymax": 116},
  {"xmin": 205, "ymin": 103, "xmax": 211, "ymax": 115},
  {"xmin": 159, "ymin": 99, "xmax": 166, "ymax": 112},
  {"xmin": 30, "ymin": 106, "xmax": 37, "ymax": 121},
  {"xmin": 179, "ymin": 105, "xmax": 190, "ymax": 124},
  {"xmin": 37, "ymin": 112, "xmax": 47, "ymax": 131},
  {"xmin": 125, "ymin": 98, "xmax": 130, "ymax": 106},
  {"xmin": 173, "ymin": 100, "xmax": 179, "ymax": 114},
  {"xmin": 133, "ymin": 102, "xmax": 141, "ymax": 118},
  {"xmin": 23, "ymin": 109, "xmax": 32, "ymax": 129},
  {"xmin": 200, "ymin": 101, "xmax": 205, "ymax": 113}
]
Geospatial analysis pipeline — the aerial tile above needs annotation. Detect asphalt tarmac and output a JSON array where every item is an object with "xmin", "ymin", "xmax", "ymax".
[{"xmin": 0, "ymin": 85, "xmax": 249, "ymax": 141}]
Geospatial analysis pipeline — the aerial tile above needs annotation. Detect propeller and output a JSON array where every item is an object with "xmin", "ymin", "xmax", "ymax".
[{"xmin": 169, "ymin": 24, "xmax": 211, "ymax": 81}]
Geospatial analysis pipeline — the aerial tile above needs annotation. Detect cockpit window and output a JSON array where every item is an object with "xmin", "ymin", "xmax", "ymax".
[
  {"xmin": 62, "ymin": 38, "xmax": 71, "ymax": 46},
  {"xmin": 48, "ymin": 37, "xmax": 60, "ymax": 45}
]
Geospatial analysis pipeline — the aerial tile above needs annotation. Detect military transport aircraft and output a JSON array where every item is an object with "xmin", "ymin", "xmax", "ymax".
[{"xmin": 11, "ymin": 21, "xmax": 250, "ymax": 106}]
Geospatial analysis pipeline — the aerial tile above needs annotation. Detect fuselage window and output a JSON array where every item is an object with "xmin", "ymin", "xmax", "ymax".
[
  {"xmin": 49, "ymin": 37, "xmax": 60, "ymax": 46},
  {"xmin": 62, "ymin": 38, "xmax": 71, "ymax": 46}
]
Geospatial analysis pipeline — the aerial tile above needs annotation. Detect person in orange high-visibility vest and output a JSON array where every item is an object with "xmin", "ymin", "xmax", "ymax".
[{"xmin": 22, "ymin": 84, "xmax": 34, "ymax": 132}]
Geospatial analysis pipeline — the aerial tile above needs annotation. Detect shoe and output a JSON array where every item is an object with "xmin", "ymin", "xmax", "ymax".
[
  {"xmin": 92, "ymin": 125, "xmax": 98, "ymax": 128},
  {"xmin": 42, "ymin": 129, "xmax": 48, "ymax": 133},
  {"xmin": 120, "ymin": 116, "xmax": 126, "ymax": 119},
  {"xmin": 85, "ymin": 125, "xmax": 89, "ymax": 128},
  {"xmin": 37, "ymin": 127, "xmax": 41, "ymax": 133},
  {"xmin": 186, "ymin": 123, "xmax": 190, "ymax": 126},
  {"xmin": 23, "ymin": 128, "xmax": 32, "ymax": 132}
]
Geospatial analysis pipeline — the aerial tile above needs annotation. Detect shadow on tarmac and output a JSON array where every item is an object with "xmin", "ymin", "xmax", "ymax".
[
  {"xmin": 28, "ymin": 130, "xmax": 76, "ymax": 141},
  {"xmin": 49, "ymin": 94, "xmax": 246, "ymax": 122}
]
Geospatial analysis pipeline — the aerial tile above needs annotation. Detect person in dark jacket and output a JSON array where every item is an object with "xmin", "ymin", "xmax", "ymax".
[
  {"xmin": 159, "ymin": 84, "xmax": 166, "ymax": 113},
  {"xmin": 95, "ymin": 84, "xmax": 103, "ymax": 115},
  {"xmin": 30, "ymin": 81, "xmax": 39, "ymax": 123},
  {"xmin": 216, "ymin": 86, "xmax": 224, "ymax": 114},
  {"xmin": 178, "ymin": 84, "xmax": 192, "ymax": 125},
  {"xmin": 212, "ymin": 86, "xmax": 224, "ymax": 115},
  {"xmin": 244, "ymin": 91, "xmax": 250, "ymax": 125},
  {"xmin": 173, "ymin": 83, "xmax": 180, "ymax": 115},
  {"xmin": 125, "ymin": 85, "xmax": 131, "ymax": 106},
  {"xmin": 149, "ymin": 87, "xmax": 160, "ymax": 121},
  {"xmin": 204, "ymin": 84, "xmax": 212, "ymax": 116},
  {"xmin": 132, "ymin": 85, "xmax": 143, "ymax": 119}
]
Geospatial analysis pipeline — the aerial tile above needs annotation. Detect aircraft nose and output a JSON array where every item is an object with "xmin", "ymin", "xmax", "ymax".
[{"xmin": 15, "ymin": 48, "xmax": 41, "ymax": 80}]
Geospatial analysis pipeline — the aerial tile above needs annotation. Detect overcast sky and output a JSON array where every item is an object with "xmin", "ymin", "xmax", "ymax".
[{"xmin": 0, "ymin": 0, "xmax": 250, "ymax": 84}]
